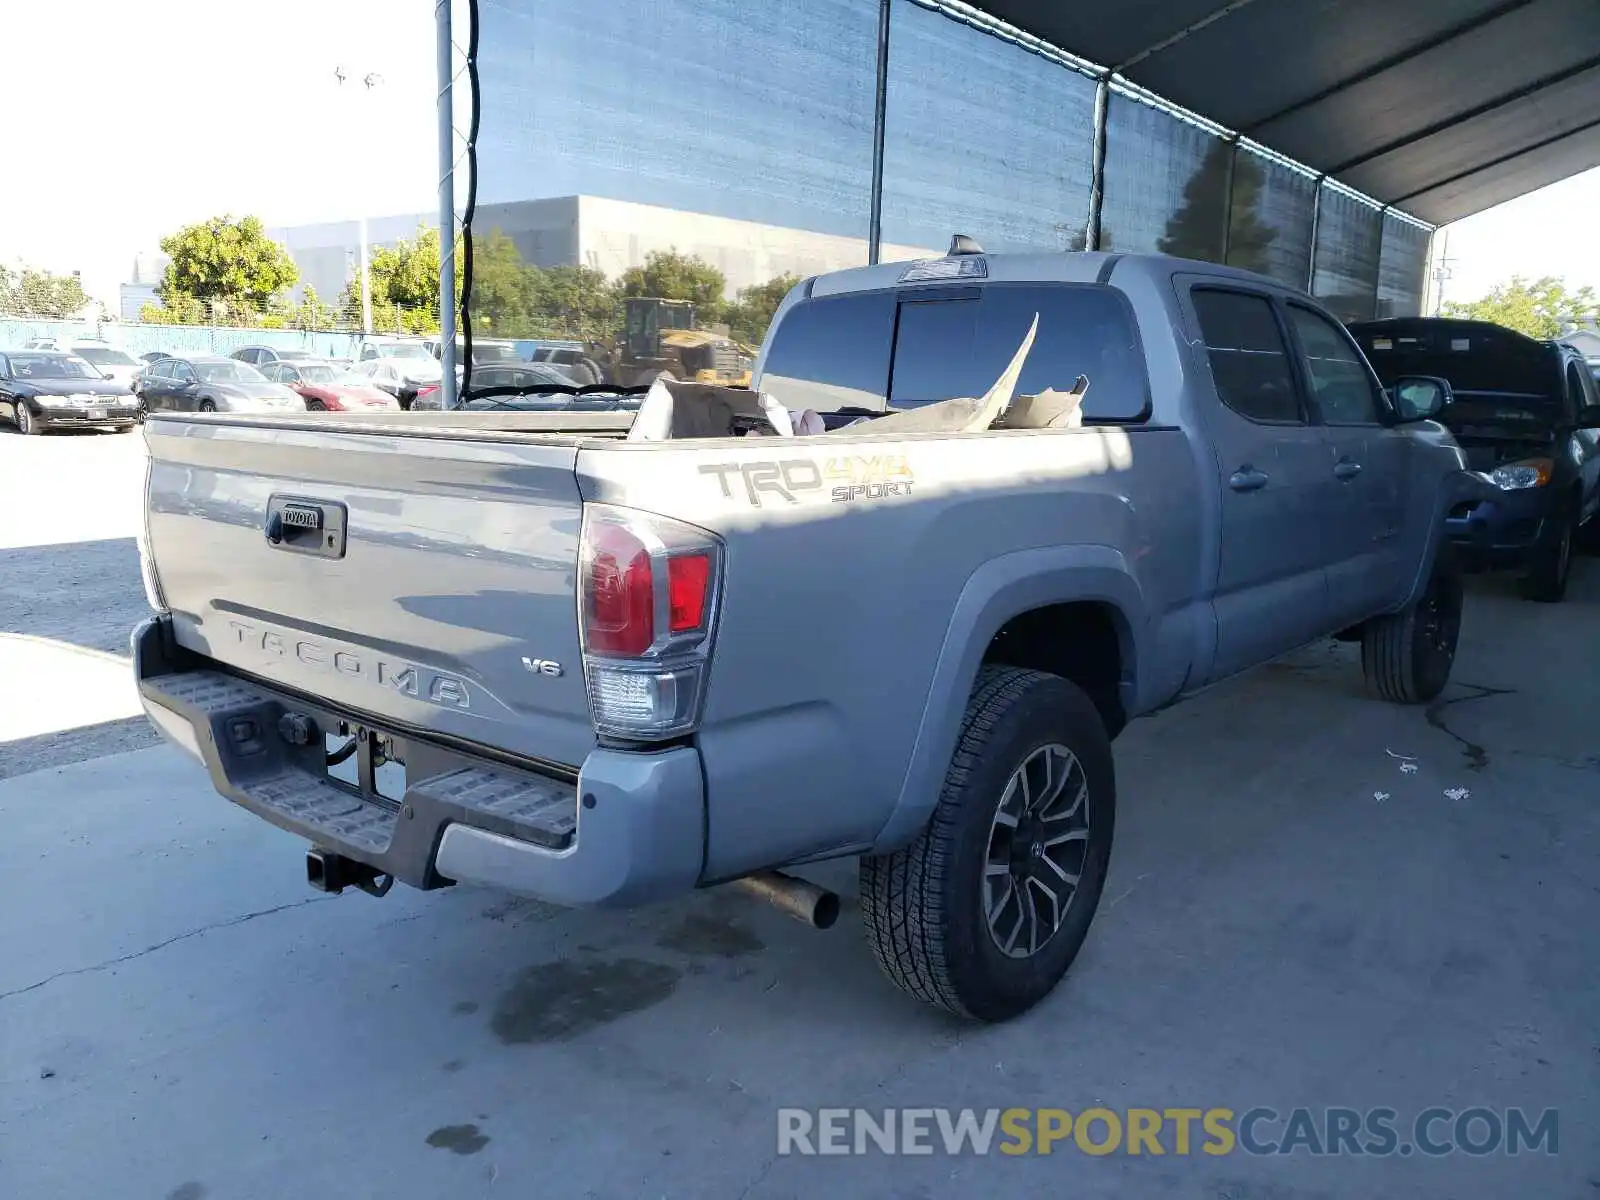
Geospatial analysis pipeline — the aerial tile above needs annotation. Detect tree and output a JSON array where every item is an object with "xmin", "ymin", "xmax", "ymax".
[
  {"xmin": 341, "ymin": 224, "xmax": 465, "ymax": 334},
  {"xmin": 1442, "ymin": 276, "xmax": 1600, "ymax": 340},
  {"xmin": 368, "ymin": 224, "xmax": 443, "ymax": 312},
  {"xmin": 2, "ymin": 264, "xmax": 90, "ymax": 317},
  {"xmin": 618, "ymin": 249, "xmax": 727, "ymax": 315},
  {"xmin": 1158, "ymin": 141, "xmax": 1276, "ymax": 272},
  {"xmin": 290, "ymin": 285, "xmax": 338, "ymax": 331},
  {"xmin": 468, "ymin": 229, "xmax": 536, "ymax": 334},
  {"xmin": 527, "ymin": 265, "xmax": 621, "ymax": 342},
  {"xmin": 157, "ymin": 215, "xmax": 299, "ymax": 319},
  {"xmin": 139, "ymin": 296, "xmax": 206, "ymax": 326},
  {"xmin": 722, "ymin": 273, "xmax": 801, "ymax": 346}
]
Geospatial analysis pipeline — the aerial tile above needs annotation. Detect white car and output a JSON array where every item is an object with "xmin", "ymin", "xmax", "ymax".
[
  {"xmin": 67, "ymin": 342, "xmax": 143, "ymax": 392},
  {"xmin": 350, "ymin": 358, "xmax": 440, "ymax": 410},
  {"xmin": 354, "ymin": 337, "xmax": 443, "ymax": 387}
]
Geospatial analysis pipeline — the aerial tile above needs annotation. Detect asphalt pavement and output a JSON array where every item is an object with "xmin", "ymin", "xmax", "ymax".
[{"xmin": 1, "ymin": 427, "xmax": 1597, "ymax": 1199}]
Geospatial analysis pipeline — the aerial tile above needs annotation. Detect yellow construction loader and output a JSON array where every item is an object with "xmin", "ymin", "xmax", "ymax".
[{"xmin": 606, "ymin": 297, "xmax": 753, "ymax": 388}]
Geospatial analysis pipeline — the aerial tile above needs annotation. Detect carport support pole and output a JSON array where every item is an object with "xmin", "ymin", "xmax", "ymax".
[
  {"xmin": 1218, "ymin": 137, "xmax": 1239, "ymax": 264},
  {"xmin": 1305, "ymin": 173, "xmax": 1326, "ymax": 293},
  {"xmin": 867, "ymin": 0, "xmax": 890, "ymax": 266},
  {"xmin": 1086, "ymin": 72, "xmax": 1111, "ymax": 252},
  {"xmin": 436, "ymin": 0, "xmax": 458, "ymax": 409},
  {"xmin": 1371, "ymin": 204, "xmax": 1391, "ymax": 319}
]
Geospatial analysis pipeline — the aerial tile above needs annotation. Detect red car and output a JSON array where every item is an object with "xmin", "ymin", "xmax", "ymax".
[{"xmin": 259, "ymin": 360, "xmax": 400, "ymax": 411}]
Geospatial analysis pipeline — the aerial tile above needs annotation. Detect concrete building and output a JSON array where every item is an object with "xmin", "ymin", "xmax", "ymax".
[
  {"xmin": 118, "ymin": 251, "xmax": 170, "ymax": 321},
  {"xmin": 271, "ymin": 197, "xmax": 937, "ymax": 302},
  {"xmin": 269, "ymin": 213, "xmax": 432, "ymax": 304}
]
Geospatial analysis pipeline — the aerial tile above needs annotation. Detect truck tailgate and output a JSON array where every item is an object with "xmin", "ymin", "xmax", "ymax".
[{"xmin": 143, "ymin": 418, "xmax": 594, "ymax": 768}]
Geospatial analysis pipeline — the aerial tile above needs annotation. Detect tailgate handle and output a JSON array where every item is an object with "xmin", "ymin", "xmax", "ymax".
[{"xmin": 265, "ymin": 496, "xmax": 347, "ymax": 559}]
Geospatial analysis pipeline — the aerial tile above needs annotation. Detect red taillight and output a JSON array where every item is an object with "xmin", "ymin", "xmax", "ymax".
[
  {"xmin": 578, "ymin": 504, "xmax": 722, "ymax": 739},
  {"xmin": 584, "ymin": 521, "xmax": 655, "ymax": 656},
  {"xmin": 668, "ymin": 553, "xmax": 711, "ymax": 633}
]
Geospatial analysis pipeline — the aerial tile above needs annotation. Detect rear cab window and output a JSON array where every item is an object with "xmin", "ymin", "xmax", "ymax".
[{"xmin": 759, "ymin": 283, "xmax": 1150, "ymax": 422}]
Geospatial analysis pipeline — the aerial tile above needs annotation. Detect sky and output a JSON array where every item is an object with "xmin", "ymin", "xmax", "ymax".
[
  {"xmin": 1428, "ymin": 168, "xmax": 1600, "ymax": 312},
  {"xmin": 2, "ymin": 0, "xmax": 443, "ymax": 302},
  {"xmin": 3, "ymin": 0, "xmax": 1597, "ymax": 310}
]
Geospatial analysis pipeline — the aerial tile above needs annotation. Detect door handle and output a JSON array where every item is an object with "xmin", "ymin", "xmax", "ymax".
[
  {"xmin": 1229, "ymin": 467, "xmax": 1269, "ymax": 492},
  {"xmin": 1333, "ymin": 458, "xmax": 1362, "ymax": 480}
]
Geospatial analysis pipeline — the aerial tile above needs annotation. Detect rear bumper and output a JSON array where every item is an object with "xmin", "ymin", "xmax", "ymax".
[
  {"xmin": 131, "ymin": 616, "xmax": 706, "ymax": 907},
  {"xmin": 1444, "ymin": 485, "xmax": 1555, "ymax": 572}
]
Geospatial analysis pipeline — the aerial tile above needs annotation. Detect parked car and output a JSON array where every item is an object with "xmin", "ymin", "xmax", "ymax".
[
  {"xmin": 231, "ymin": 345, "xmax": 318, "ymax": 367},
  {"xmin": 530, "ymin": 344, "xmax": 605, "ymax": 386},
  {"xmin": 424, "ymin": 336, "xmax": 520, "ymax": 365},
  {"xmin": 67, "ymin": 342, "xmax": 142, "ymax": 392},
  {"xmin": 466, "ymin": 362, "xmax": 577, "ymax": 391},
  {"xmin": 133, "ymin": 248, "xmax": 1496, "ymax": 1021},
  {"xmin": 350, "ymin": 356, "xmax": 440, "ymax": 409},
  {"xmin": 137, "ymin": 355, "xmax": 304, "ymax": 415},
  {"xmin": 0, "ymin": 350, "xmax": 142, "ymax": 434},
  {"xmin": 259, "ymin": 360, "xmax": 399, "ymax": 411},
  {"xmin": 1350, "ymin": 317, "xmax": 1600, "ymax": 602}
]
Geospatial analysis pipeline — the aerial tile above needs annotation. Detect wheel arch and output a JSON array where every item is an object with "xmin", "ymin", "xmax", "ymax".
[
  {"xmin": 1395, "ymin": 468, "xmax": 1499, "ymax": 612},
  {"xmin": 869, "ymin": 544, "xmax": 1146, "ymax": 853}
]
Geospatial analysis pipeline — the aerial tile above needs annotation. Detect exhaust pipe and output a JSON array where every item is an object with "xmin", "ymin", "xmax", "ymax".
[
  {"xmin": 732, "ymin": 870, "xmax": 840, "ymax": 929},
  {"xmin": 306, "ymin": 848, "xmax": 393, "ymax": 897}
]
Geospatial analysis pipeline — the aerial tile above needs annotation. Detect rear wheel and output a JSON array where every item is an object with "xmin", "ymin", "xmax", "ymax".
[
  {"xmin": 1362, "ymin": 546, "xmax": 1462, "ymax": 704},
  {"xmin": 198, "ymin": 400, "xmax": 216, "ymax": 413},
  {"xmin": 859, "ymin": 666, "xmax": 1116, "ymax": 1022},
  {"xmin": 1520, "ymin": 504, "xmax": 1575, "ymax": 602},
  {"xmin": 307, "ymin": 400, "xmax": 326, "ymax": 411}
]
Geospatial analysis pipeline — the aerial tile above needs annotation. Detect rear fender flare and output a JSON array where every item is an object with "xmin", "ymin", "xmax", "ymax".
[{"xmin": 869, "ymin": 544, "xmax": 1145, "ymax": 853}]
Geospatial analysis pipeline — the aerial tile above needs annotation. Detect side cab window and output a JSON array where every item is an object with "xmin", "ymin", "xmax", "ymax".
[
  {"xmin": 1285, "ymin": 303, "xmax": 1388, "ymax": 425},
  {"xmin": 1190, "ymin": 288, "xmax": 1304, "ymax": 424}
]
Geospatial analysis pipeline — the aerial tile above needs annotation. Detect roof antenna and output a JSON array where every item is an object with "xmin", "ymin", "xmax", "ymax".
[{"xmin": 948, "ymin": 234, "xmax": 984, "ymax": 256}]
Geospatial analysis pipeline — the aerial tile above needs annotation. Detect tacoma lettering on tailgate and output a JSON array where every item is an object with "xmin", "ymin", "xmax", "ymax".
[{"xmin": 227, "ymin": 620, "xmax": 471, "ymax": 709}]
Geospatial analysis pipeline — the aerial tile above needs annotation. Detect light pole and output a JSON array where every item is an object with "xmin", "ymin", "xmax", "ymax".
[{"xmin": 335, "ymin": 65, "xmax": 384, "ymax": 335}]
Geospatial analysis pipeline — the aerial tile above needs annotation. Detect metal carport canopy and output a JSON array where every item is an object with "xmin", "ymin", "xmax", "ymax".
[{"xmin": 968, "ymin": 0, "xmax": 1600, "ymax": 225}]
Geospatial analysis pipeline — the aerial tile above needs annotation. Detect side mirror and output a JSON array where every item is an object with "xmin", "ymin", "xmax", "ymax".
[
  {"xmin": 1572, "ymin": 403, "xmax": 1600, "ymax": 430},
  {"xmin": 1391, "ymin": 375, "xmax": 1451, "ymax": 422}
]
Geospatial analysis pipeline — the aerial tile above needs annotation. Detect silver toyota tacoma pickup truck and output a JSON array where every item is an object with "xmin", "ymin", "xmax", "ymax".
[{"xmin": 133, "ymin": 249, "xmax": 1489, "ymax": 1021}]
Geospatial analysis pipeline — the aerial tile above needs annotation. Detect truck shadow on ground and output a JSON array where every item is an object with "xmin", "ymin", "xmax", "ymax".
[
  {"xmin": 0, "ymin": 536, "xmax": 151, "ymax": 656},
  {"xmin": 0, "ymin": 537, "xmax": 163, "ymax": 774}
]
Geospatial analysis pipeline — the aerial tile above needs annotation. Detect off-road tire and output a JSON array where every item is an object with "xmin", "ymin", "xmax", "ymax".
[
  {"xmin": 859, "ymin": 665, "xmax": 1116, "ymax": 1022},
  {"xmin": 1520, "ymin": 501, "xmax": 1576, "ymax": 603},
  {"xmin": 1362, "ymin": 546, "xmax": 1462, "ymax": 704}
]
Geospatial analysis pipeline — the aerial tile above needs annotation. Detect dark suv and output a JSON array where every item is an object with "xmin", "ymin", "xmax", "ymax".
[{"xmin": 1351, "ymin": 317, "xmax": 1600, "ymax": 601}]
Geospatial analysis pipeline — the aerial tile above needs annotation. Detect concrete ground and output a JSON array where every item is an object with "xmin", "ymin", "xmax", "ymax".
[{"xmin": 2, "ymin": 428, "xmax": 1597, "ymax": 1199}]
